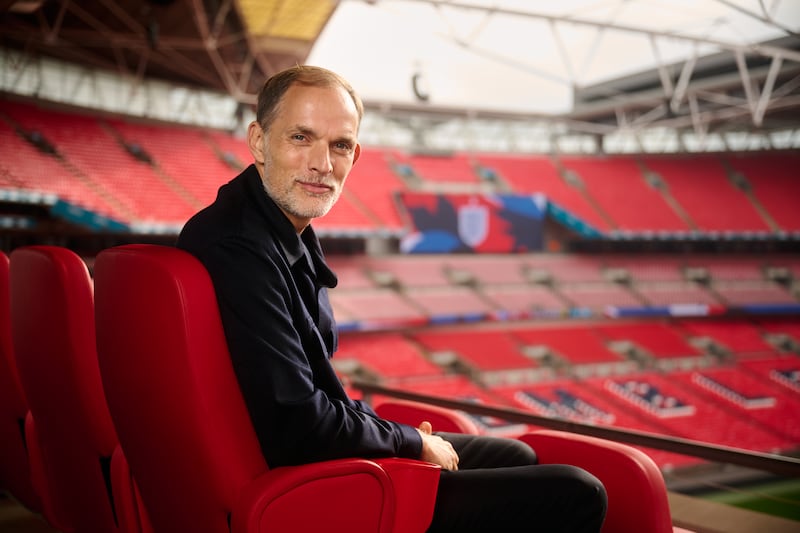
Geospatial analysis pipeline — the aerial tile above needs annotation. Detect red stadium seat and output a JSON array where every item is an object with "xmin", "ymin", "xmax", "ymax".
[
  {"xmin": 9, "ymin": 246, "xmax": 146, "ymax": 533},
  {"xmin": 374, "ymin": 399, "xmax": 482, "ymax": 435},
  {"xmin": 375, "ymin": 392, "xmax": 690, "ymax": 533},
  {"xmin": 0, "ymin": 252, "xmax": 40, "ymax": 512},
  {"xmin": 93, "ymin": 244, "xmax": 441, "ymax": 533},
  {"xmin": 519, "ymin": 431, "xmax": 692, "ymax": 533}
]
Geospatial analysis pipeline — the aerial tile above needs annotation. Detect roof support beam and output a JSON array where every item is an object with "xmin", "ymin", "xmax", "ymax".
[
  {"xmin": 754, "ymin": 55, "xmax": 783, "ymax": 126},
  {"xmin": 671, "ymin": 55, "xmax": 697, "ymax": 114},
  {"xmin": 397, "ymin": 0, "xmax": 800, "ymax": 63},
  {"xmin": 651, "ymin": 34, "xmax": 675, "ymax": 99}
]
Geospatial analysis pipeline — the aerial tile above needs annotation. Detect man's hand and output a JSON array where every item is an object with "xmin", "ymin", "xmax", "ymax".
[{"xmin": 416, "ymin": 421, "xmax": 459, "ymax": 471}]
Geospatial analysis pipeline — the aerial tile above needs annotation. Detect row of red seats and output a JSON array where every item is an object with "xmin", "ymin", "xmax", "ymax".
[
  {"xmin": 336, "ymin": 325, "xmax": 800, "ymax": 465},
  {"xmin": 328, "ymin": 276, "xmax": 797, "ymax": 326},
  {"xmin": 1, "ymin": 97, "xmax": 798, "ymax": 234},
  {"xmin": 328, "ymin": 253, "xmax": 799, "ymax": 286},
  {"xmin": 0, "ymin": 247, "xmax": 146, "ymax": 532},
  {"xmin": 326, "ymin": 253, "xmax": 799, "ymax": 325},
  {"xmin": 0, "ymin": 245, "xmax": 690, "ymax": 532},
  {"xmin": 405, "ymin": 150, "xmax": 800, "ymax": 233},
  {"xmin": 339, "ymin": 319, "xmax": 796, "ymax": 372},
  {"xmin": 0, "ymin": 100, "xmax": 378, "ymax": 231}
]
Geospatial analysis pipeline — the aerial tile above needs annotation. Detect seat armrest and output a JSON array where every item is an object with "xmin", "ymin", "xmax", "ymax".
[
  {"xmin": 232, "ymin": 457, "xmax": 439, "ymax": 533},
  {"xmin": 374, "ymin": 399, "xmax": 481, "ymax": 435},
  {"xmin": 375, "ymin": 458, "xmax": 440, "ymax": 533},
  {"xmin": 519, "ymin": 430, "xmax": 674, "ymax": 533}
]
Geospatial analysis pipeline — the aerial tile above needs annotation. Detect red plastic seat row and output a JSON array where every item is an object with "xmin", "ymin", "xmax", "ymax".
[
  {"xmin": 0, "ymin": 252, "xmax": 40, "ymax": 512},
  {"xmin": 4, "ymin": 243, "xmax": 692, "ymax": 532},
  {"xmin": 94, "ymin": 244, "xmax": 692, "ymax": 532},
  {"xmin": 92, "ymin": 244, "xmax": 440, "ymax": 533},
  {"xmin": 376, "ymin": 398, "xmax": 693, "ymax": 533},
  {"xmin": 7, "ymin": 246, "xmax": 150, "ymax": 533}
]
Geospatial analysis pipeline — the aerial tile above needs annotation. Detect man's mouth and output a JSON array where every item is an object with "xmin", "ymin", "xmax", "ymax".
[{"xmin": 297, "ymin": 180, "xmax": 333, "ymax": 195}]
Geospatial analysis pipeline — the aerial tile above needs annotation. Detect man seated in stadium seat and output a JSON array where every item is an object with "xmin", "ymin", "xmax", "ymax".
[{"xmin": 177, "ymin": 64, "xmax": 607, "ymax": 532}]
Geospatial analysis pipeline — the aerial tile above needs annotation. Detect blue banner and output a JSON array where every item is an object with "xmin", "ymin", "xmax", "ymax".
[{"xmin": 398, "ymin": 192, "xmax": 546, "ymax": 253}]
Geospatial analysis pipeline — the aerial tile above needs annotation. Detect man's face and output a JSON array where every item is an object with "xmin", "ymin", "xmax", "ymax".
[{"xmin": 248, "ymin": 83, "xmax": 361, "ymax": 232}]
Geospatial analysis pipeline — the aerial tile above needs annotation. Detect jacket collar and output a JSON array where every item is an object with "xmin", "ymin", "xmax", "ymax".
[{"xmin": 242, "ymin": 164, "xmax": 338, "ymax": 289}]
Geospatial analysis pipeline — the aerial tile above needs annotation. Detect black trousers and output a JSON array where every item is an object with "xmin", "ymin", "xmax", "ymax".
[{"xmin": 427, "ymin": 432, "xmax": 607, "ymax": 532}]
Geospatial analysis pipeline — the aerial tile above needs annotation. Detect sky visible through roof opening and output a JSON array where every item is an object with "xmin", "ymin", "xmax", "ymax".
[{"xmin": 307, "ymin": 0, "xmax": 800, "ymax": 114}]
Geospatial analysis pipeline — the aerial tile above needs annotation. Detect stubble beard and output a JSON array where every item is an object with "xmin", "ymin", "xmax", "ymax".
[{"xmin": 262, "ymin": 155, "xmax": 341, "ymax": 222}]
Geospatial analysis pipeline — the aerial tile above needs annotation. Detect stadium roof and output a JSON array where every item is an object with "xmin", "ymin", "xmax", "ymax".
[
  {"xmin": 1, "ymin": 0, "xmax": 337, "ymax": 102},
  {"xmin": 1, "ymin": 0, "xmax": 799, "ymax": 148}
]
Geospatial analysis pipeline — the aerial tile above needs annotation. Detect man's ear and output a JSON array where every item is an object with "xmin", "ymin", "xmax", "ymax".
[
  {"xmin": 352, "ymin": 143, "xmax": 361, "ymax": 166},
  {"xmin": 247, "ymin": 121, "xmax": 265, "ymax": 164}
]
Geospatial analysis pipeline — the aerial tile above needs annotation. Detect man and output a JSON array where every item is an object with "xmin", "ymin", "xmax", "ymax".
[{"xmin": 177, "ymin": 65, "xmax": 606, "ymax": 532}]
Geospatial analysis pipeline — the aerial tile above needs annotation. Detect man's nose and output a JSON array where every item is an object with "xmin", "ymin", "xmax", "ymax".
[{"xmin": 308, "ymin": 143, "xmax": 333, "ymax": 174}]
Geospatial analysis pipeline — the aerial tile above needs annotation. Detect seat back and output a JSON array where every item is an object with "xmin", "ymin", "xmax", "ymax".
[
  {"xmin": 520, "ymin": 430, "xmax": 675, "ymax": 533},
  {"xmin": 93, "ymin": 244, "xmax": 267, "ymax": 532},
  {"xmin": 9, "ymin": 246, "xmax": 120, "ymax": 532},
  {"xmin": 0, "ymin": 252, "xmax": 40, "ymax": 511},
  {"xmin": 374, "ymin": 398, "xmax": 481, "ymax": 434}
]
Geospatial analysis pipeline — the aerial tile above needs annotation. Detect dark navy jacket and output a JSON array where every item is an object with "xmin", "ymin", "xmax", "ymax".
[{"xmin": 177, "ymin": 164, "xmax": 421, "ymax": 467}]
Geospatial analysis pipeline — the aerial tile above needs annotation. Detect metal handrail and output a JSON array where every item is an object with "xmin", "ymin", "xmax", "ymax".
[{"xmin": 351, "ymin": 379, "xmax": 800, "ymax": 478}]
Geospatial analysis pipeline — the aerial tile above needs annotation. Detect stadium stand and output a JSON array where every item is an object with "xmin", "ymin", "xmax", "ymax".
[
  {"xmin": 444, "ymin": 253, "xmax": 531, "ymax": 285},
  {"xmin": 0, "ymin": 102, "xmax": 124, "ymax": 220},
  {"xmin": 757, "ymin": 319, "xmax": 800, "ymax": 346},
  {"xmin": 641, "ymin": 155, "xmax": 771, "ymax": 233},
  {"xmin": 675, "ymin": 319, "xmax": 778, "ymax": 357},
  {"xmin": 739, "ymin": 355, "xmax": 800, "ymax": 396},
  {"xmin": 1, "ymin": 108, "xmax": 797, "ymax": 533},
  {"xmin": 328, "ymin": 287, "xmax": 428, "ymax": 329},
  {"xmin": 0, "ymin": 34, "xmax": 798, "ymax": 533},
  {"xmin": 311, "ymin": 188, "xmax": 379, "ymax": 233},
  {"xmin": 528, "ymin": 254, "xmax": 610, "ymax": 284},
  {"xmin": 477, "ymin": 153, "xmax": 610, "ymax": 231},
  {"xmin": 490, "ymin": 379, "xmax": 702, "ymax": 469},
  {"xmin": 402, "ymin": 285, "xmax": 495, "ymax": 323},
  {"xmin": 713, "ymin": 280, "xmax": 796, "ymax": 307},
  {"xmin": 675, "ymin": 366, "xmax": 800, "ymax": 443},
  {"xmin": 205, "ymin": 130, "xmax": 253, "ymax": 171},
  {"xmin": 556, "ymin": 282, "xmax": 644, "ymax": 315},
  {"xmin": 413, "ymin": 330, "xmax": 537, "ymax": 379},
  {"xmin": 559, "ymin": 156, "xmax": 689, "ymax": 233},
  {"xmin": 325, "ymin": 255, "xmax": 379, "ymax": 289},
  {"xmin": 724, "ymin": 151, "xmax": 800, "ymax": 232},
  {"xmin": 392, "ymin": 374, "xmax": 498, "ymax": 402},
  {"xmin": 362, "ymin": 254, "xmax": 455, "ymax": 287},
  {"xmin": 335, "ymin": 332, "xmax": 444, "ymax": 380},
  {"xmin": 104, "ymin": 119, "xmax": 231, "ymax": 213},
  {"xmin": 3, "ymin": 101, "xmax": 200, "ymax": 224},
  {"xmin": 480, "ymin": 283, "xmax": 569, "ymax": 318},
  {"xmin": 635, "ymin": 281, "xmax": 722, "ymax": 308},
  {"xmin": 508, "ymin": 324, "xmax": 633, "ymax": 370},
  {"xmin": 603, "ymin": 255, "xmax": 687, "ymax": 282},
  {"xmin": 344, "ymin": 147, "xmax": 409, "ymax": 231},
  {"xmin": 397, "ymin": 151, "xmax": 481, "ymax": 185},
  {"xmin": 2, "ymin": 2, "xmax": 799, "ymax": 531},
  {"xmin": 591, "ymin": 372, "xmax": 794, "ymax": 453},
  {"xmin": 593, "ymin": 322, "xmax": 705, "ymax": 360}
]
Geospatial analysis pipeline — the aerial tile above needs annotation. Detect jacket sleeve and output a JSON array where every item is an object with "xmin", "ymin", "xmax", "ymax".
[{"xmin": 197, "ymin": 237, "xmax": 422, "ymax": 467}]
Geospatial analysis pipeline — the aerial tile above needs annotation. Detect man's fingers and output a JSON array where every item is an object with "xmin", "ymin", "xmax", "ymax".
[{"xmin": 418, "ymin": 420, "xmax": 433, "ymax": 434}]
